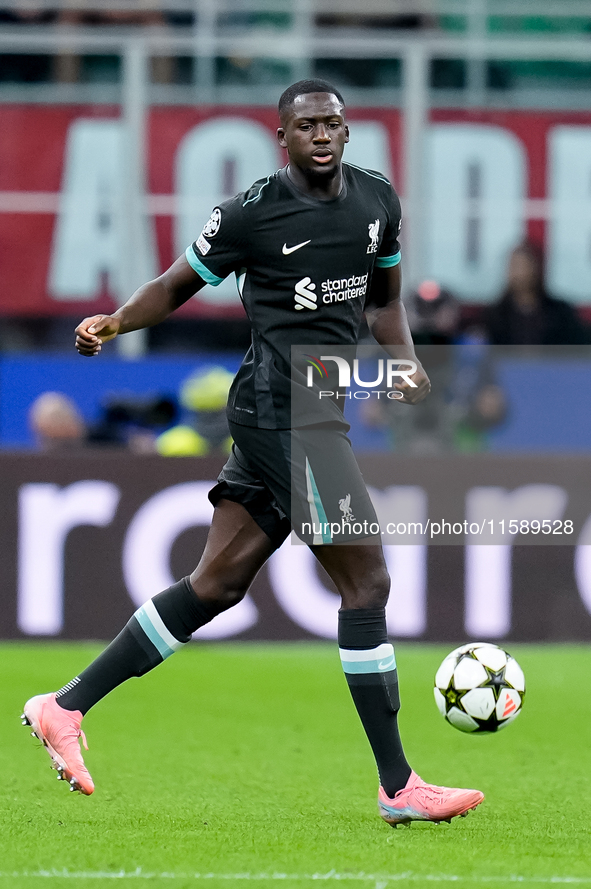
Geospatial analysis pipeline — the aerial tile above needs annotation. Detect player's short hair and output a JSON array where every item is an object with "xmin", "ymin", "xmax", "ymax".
[{"xmin": 278, "ymin": 79, "xmax": 345, "ymax": 118}]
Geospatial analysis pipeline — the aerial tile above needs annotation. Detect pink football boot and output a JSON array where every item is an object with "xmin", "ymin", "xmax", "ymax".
[
  {"xmin": 378, "ymin": 770, "xmax": 483, "ymax": 826},
  {"xmin": 22, "ymin": 693, "xmax": 94, "ymax": 795}
]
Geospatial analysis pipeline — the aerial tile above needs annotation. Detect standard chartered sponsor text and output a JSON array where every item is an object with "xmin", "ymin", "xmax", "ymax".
[{"xmin": 321, "ymin": 274, "xmax": 368, "ymax": 304}]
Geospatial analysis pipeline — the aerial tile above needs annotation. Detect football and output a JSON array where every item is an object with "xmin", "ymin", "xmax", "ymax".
[{"xmin": 434, "ymin": 643, "xmax": 525, "ymax": 733}]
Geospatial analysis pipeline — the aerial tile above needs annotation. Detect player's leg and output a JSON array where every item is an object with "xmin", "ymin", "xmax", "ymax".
[
  {"xmin": 22, "ymin": 499, "xmax": 275, "ymax": 793},
  {"xmin": 311, "ymin": 540, "xmax": 412, "ymax": 796},
  {"xmin": 292, "ymin": 425, "xmax": 482, "ymax": 823},
  {"xmin": 223, "ymin": 423, "xmax": 415, "ymax": 799},
  {"xmin": 55, "ymin": 498, "xmax": 274, "ymax": 712},
  {"xmin": 313, "ymin": 540, "xmax": 484, "ymax": 825},
  {"xmin": 210, "ymin": 424, "xmax": 483, "ymax": 824}
]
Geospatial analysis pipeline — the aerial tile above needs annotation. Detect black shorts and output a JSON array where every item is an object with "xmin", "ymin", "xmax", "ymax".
[{"xmin": 208, "ymin": 420, "xmax": 380, "ymax": 547}]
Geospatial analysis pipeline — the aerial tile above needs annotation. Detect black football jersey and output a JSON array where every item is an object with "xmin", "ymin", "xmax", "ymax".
[{"xmin": 186, "ymin": 163, "xmax": 402, "ymax": 429}]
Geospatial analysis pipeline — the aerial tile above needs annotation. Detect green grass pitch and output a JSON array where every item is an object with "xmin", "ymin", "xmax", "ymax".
[{"xmin": 1, "ymin": 642, "xmax": 590, "ymax": 889}]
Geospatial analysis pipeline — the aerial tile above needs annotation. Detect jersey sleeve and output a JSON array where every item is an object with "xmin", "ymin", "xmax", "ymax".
[
  {"xmin": 375, "ymin": 186, "xmax": 402, "ymax": 269},
  {"xmin": 185, "ymin": 194, "xmax": 249, "ymax": 286}
]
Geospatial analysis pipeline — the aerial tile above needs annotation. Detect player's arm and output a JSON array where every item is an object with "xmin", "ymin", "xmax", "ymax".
[
  {"xmin": 75, "ymin": 255, "xmax": 206, "ymax": 356},
  {"xmin": 365, "ymin": 264, "xmax": 430, "ymax": 404}
]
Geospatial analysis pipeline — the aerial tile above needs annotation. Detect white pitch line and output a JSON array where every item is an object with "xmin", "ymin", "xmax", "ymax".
[{"xmin": 0, "ymin": 871, "xmax": 591, "ymax": 884}]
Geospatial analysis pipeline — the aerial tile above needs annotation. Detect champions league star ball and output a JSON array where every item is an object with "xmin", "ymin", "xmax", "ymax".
[{"xmin": 434, "ymin": 643, "xmax": 525, "ymax": 733}]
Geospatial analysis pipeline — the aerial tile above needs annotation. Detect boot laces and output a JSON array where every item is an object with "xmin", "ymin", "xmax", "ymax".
[
  {"xmin": 395, "ymin": 777, "xmax": 447, "ymax": 806},
  {"xmin": 47, "ymin": 715, "xmax": 89, "ymax": 755}
]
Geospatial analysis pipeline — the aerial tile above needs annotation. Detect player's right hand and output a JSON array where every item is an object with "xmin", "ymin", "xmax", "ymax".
[{"xmin": 75, "ymin": 314, "xmax": 121, "ymax": 356}]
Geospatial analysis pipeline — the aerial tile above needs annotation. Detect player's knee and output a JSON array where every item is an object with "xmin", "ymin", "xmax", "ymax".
[
  {"xmin": 341, "ymin": 569, "xmax": 390, "ymax": 610},
  {"xmin": 189, "ymin": 574, "xmax": 248, "ymax": 613},
  {"xmin": 214, "ymin": 583, "xmax": 248, "ymax": 611},
  {"xmin": 356, "ymin": 584, "xmax": 390, "ymax": 610}
]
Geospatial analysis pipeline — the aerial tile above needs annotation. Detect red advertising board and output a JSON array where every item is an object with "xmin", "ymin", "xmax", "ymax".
[
  {"xmin": 1, "ymin": 104, "xmax": 590, "ymax": 316},
  {"xmin": 429, "ymin": 107, "xmax": 591, "ymax": 249}
]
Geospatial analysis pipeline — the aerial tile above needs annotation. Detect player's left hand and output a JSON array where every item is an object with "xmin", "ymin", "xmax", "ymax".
[{"xmin": 392, "ymin": 363, "xmax": 431, "ymax": 404}]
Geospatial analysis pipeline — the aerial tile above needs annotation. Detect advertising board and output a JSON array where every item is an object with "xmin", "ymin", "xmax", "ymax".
[
  {"xmin": 1, "ymin": 106, "xmax": 591, "ymax": 315},
  {"xmin": 2, "ymin": 453, "xmax": 591, "ymax": 643}
]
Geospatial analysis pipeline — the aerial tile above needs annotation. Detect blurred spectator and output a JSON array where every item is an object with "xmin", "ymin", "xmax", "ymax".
[
  {"xmin": 53, "ymin": 5, "xmax": 177, "ymax": 84},
  {"xmin": 28, "ymin": 390, "xmax": 177, "ymax": 452},
  {"xmin": 313, "ymin": 8, "xmax": 434, "ymax": 88},
  {"xmin": 446, "ymin": 338, "xmax": 507, "ymax": 453},
  {"xmin": 485, "ymin": 241, "xmax": 588, "ymax": 345},
  {"xmin": 314, "ymin": 57, "xmax": 401, "ymax": 89},
  {"xmin": 406, "ymin": 280, "xmax": 461, "ymax": 345},
  {"xmin": 0, "ymin": 7, "xmax": 56, "ymax": 82},
  {"xmin": 216, "ymin": 56, "xmax": 291, "ymax": 88},
  {"xmin": 0, "ymin": 5, "xmax": 192, "ymax": 85},
  {"xmin": 91, "ymin": 394, "xmax": 176, "ymax": 450},
  {"xmin": 315, "ymin": 10, "xmax": 435, "ymax": 30},
  {"xmin": 156, "ymin": 366, "xmax": 233, "ymax": 457},
  {"xmin": 360, "ymin": 282, "xmax": 506, "ymax": 453},
  {"xmin": 29, "ymin": 391, "xmax": 86, "ymax": 450}
]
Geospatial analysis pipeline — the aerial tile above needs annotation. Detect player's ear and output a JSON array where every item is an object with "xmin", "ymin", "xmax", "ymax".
[
  {"xmin": 277, "ymin": 127, "xmax": 287, "ymax": 148},
  {"xmin": 344, "ymin": 124, "xmax": 350, "ymax": 143}
]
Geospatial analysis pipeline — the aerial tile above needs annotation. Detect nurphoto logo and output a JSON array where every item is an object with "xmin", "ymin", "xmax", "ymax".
[{"xmin": 304, "ymin": 354, "xmax": 417, "ymax": 400}]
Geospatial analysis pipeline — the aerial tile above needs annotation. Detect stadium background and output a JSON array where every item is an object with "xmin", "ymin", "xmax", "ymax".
[
  {"xmin": 3, "ymin": 5, "xmax": 591, "ymax": 886},
  {"xmin": 1, "ymin": 0, "xmax": 591, "ymax": 646}
]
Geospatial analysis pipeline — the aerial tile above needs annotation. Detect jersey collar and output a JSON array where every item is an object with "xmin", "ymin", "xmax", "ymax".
[{"xmin": 279, "ymin": 165, "xmax": 348, "ymax": 206}]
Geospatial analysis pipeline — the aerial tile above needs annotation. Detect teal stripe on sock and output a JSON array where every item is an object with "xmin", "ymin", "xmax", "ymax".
[
  {"xmin": 340, "ymin": 643, "xmax": 397, "ymax": 674},
  {"xmin": 134, "ymin": 606, "xmax": 176, "ymax": 660},
  {"xmin": 341, "ymin": 656, "xmax": 396, "ymax": 674}
]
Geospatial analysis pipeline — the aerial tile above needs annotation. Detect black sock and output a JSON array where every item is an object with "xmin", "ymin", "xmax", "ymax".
[
  {"xmin": 56, "ymin": 578, "xmax": 216, "ymax": 715},
  {"xmin": 338, "ymin": 607, "xmax": 411, "ymax": 798}
]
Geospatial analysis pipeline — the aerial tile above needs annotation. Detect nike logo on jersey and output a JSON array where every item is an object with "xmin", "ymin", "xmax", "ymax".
[{"xmin": 283, "ymin": 240, "xmax": 311, "ymax": 255}]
